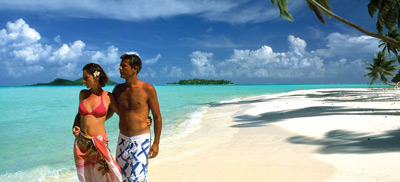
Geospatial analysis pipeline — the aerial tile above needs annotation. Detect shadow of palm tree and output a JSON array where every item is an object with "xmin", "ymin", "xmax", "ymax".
[
  {"xmin": 202, "ymin": 98, "xmax": 280, "ymax": 107},
  {"xmin": 300, "ymin": 90, "xmax": 400, "ymax": 102},
  {"xmin": 288, "ymin": 129, "xmax": 400, "ymax": 154},
  {"xmin": 203, "ymin": 89, "xmax": 399, "ymax": 110},
  {"xmin": 227, "ymin": 89, "xmax": 400, "ymax": 154},
  {"xmin": 232, "ymin": 106, "xmax": 399, "ymax": 128}
]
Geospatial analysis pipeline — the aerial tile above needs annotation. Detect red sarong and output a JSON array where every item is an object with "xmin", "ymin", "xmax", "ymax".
[{"xmin": 74, "ymin": 132, "xmax": 122, "ymax": 182}]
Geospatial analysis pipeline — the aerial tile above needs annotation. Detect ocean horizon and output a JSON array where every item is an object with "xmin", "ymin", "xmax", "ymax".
[{"xmin": 0, "ymin": 84, "xmax": 390, "ymax": 181}]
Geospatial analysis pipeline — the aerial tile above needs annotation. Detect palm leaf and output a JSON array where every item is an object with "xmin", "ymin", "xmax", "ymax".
[
  {"xmin": 306, "ymin": 0, "xmax": 331, "ymax": 25},
  {"xmin": 364, "ymin": 51, "xmax": 397, "ymax": 86},
  {"xmin": 271, "ymin": 0, "xmax": 294, "ymax": 21},
  {"xmin": 368, "ymin": 0, "xmax": 400, "ymax": 33}
]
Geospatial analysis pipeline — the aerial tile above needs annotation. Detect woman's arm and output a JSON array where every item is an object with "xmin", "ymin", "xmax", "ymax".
[
  {"xmin": 72, "ymin": 113, "xmax": 81, "ymax": 137},
  {"xmin": 72, "ymin": 90, "xmax": 85, "ymax": 137}
]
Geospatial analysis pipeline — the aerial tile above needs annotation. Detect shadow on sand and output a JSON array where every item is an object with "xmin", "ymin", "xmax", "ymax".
[
  {"xmin": 288, "ymin": 129, "xmax": 400, "ymax": 154},
  {"xmin": 221, "ymin": 89, "xmax": 400, "ymax": 154},
  {"xmin": 232, "ymin": 105, "xmax": 398, "ymax": 128}
]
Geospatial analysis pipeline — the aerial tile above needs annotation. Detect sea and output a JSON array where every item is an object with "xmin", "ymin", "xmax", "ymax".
[{"xmin": 0, "ymin": 84, "xmax": 389, "ymax": 181}]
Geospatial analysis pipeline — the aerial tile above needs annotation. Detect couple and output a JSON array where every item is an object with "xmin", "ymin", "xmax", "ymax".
[{"xmin": 72, "ymin": 53, "xmax": 162, "ymax": 182}]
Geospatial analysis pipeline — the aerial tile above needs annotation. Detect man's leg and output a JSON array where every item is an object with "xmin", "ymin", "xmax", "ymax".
[{"xmin": 116, "ymin": 133, "xmax": 151, "ymax": 182}]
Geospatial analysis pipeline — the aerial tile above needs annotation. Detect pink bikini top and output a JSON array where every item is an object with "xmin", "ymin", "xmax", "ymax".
[{"xmin": 78, "ymin": 92, "xmax": 107, "ymax": 117}]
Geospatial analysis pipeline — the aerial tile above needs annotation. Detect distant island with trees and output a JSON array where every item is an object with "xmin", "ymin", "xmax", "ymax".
[
  {"xmin": 29, "ymin": 78, "xmax": 233, "ymax": 86},
  {"xmin": 28, "ymin": 78, "xmax": 118, "ymax": 86},
  {"xmin": 167, "ymin": 78, "xmax": 233, "ymax": 85}
]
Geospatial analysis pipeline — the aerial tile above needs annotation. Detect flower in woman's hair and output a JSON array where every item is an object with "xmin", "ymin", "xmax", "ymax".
[{"xmin": 93, "ymin": 71, "xmax": 100, "ymax": 77}]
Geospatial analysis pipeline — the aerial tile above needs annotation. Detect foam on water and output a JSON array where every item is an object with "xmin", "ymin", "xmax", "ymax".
[
  {"xmin": 172, "ymin": 108, "xmax": 206, "ymax": 138},
  {"xmin": 0, "ymin": 165, "xmax": 77, "ymax": 182}
]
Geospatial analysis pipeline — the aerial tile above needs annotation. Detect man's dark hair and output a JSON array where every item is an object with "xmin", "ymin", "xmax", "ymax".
[{"xmin": 120, "ymin": 53, "xmax": 142, "ymax": 74}]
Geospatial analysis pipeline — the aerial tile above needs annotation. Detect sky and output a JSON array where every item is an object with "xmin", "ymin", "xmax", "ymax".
[{"xmin": 0, "ymin": 0, "xmax": 388, "ymax": 86}]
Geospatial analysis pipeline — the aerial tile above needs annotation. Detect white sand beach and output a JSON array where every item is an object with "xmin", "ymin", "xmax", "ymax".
[{"xmin": 147, "ymin": 88, "xmax": 400, "ymax": 182}]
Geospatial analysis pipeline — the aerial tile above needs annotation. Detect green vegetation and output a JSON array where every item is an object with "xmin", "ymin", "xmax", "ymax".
[
  {"xmin": 364, "ymin": 51, "xmax": 398, "ymax": 86},
  {"xmin": 29, "ymin": 78, "xmax": 118, "ymax": 86},
  {"xmin": 167, "ymin": 78, "xmax": 233, "ymax": 85}
]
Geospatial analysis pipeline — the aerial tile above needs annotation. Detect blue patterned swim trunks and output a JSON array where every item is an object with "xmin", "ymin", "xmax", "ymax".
[{"xmin": 116, "ymin": 133, "xmax": 151, "ymax": 182}]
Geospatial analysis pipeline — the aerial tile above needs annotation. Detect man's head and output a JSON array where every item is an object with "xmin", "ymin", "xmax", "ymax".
[{"xmin": 120, "ymin": 53, "xmax": 142, "ymax": 74}]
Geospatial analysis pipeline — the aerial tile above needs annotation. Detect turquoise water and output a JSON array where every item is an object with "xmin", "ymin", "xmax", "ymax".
[{"xmin": 0, "ymin": 84, "xmax": 388, "ymax": 181}]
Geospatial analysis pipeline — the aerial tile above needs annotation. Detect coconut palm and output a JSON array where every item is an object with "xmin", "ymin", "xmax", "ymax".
[
  {"xmin": 270, "ymin": 0, "xmax": 400, "ymax": 48},
  {"xmin": 365, "ymin": 51, "xmax": 398, "ymax": 86},
  {"xmin": 367, "ymin": 0, "xmax": 399, "ymax": 33},
  {"xmin": 379, "ymin": 29, "xmax": 400, "ymax": 57},
  {"xmin": 391, "ymin": 56, "xmax": 400, "ymax": 82}
]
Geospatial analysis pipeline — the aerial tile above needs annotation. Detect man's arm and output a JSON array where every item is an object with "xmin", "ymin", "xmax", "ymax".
[
  {"xmin": 106, "ymin": 92, "xmax": 118, "ymax": 119},
  {"xmin": 147, "ymin": 85, "xmax": 162, "ymax": 159},
  {"xmin": 106, "ymin": 107, "xmax": 115, "ymax": 120}
]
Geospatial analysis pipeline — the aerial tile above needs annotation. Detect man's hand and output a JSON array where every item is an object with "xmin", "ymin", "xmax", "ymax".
[
  {"xmin": 147, "ymin": 116, "xmax": 152, "ymax": 127},
  {"xmin": 72, "ymin": 126, "xmax": 80, "ymax": 137},
  {"xmin": 149, "ymin": 144, "xmax": 159, "ymax": 159}
]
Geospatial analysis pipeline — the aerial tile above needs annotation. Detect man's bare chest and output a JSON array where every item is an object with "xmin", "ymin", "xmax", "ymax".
[{"xmin": 117, "ymin": 91, "xmax": 147, "ymax": 110}]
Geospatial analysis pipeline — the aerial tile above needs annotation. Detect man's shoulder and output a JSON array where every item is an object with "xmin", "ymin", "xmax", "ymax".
[
  {"xmin": 80, "ymin": 89, "xmax": 90, "ymax": 94},
  {"xmin": 113, "ymin": 83, "xmax": 125, "ymax": 92},
  {"xmin": 139, "ymin": 81, "xmax": 154, "ymax": 90},
  {"xmin": 115, "ymin": 83, "xmax": 126, "ymax": 87}
]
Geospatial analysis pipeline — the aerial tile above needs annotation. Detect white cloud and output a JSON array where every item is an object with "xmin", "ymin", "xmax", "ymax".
[
  {"xmin": 315, "ymin": 32, "xmax": 380, "ymax": 59},
  {"xmin": 288, "ymin": 35, "xmax": 306, "ymax": 57},
  {"xmin": 48, "ymin": 40, "xmax": 85, "ymax": 63},
  {"xmin": 0, "ymin": 0, "xmax": 304, "ymax": 24},
  {"xmin": 124, "ymin": 51, "xmax": 140, "ymax": 57},
  {"xmin": 140, "ymin": 67, "xmax": 157, "ymax": 78},
  {"xmin": 54, "ymin": 35, "xmax": 61, "ymax": 43},
  {"xmin": 0, "ymin": 18, "xmax": 381, "ymax": 83},
  {"xmin": 0, "ymin": 19, "xmax": 50, "ymax": 77},
  {"xmin": 190, "ymin": 51, "xmax": 217, "ymax": 77},
  {"xmin": 0, "ymin": 19, "xmax": 121, "ymax": 78},
  {"xmin": 12, "ymin": 44, "xmax": 52, "ymax": 64},
  {"xmin": 0, "ymin": 19, "xmax": 40, "ymax": 47},
  {"xmin": 4, "ymin": 61, "xmax": 44, "ymax": 78},
  {"xmin": 218, "ymin": 40, "xmax": 321, "ymax": 78},
  {"xmin": 162, "ymin": 66, "xmax": 185, "ymax": 77},
  {"xmin": 169, "ymin": 66, "xmax": 184, "ymax": 77},
  {"xmin": 143, "ymin": 53, "xmax": 161, "ymax": 64},
  {"xmin": 187, "ymin": 33, "xmax": 377, "ymax": 80},
  {"xmin": 90, "ymin": 45, "xmax": 120, "ymax": 64},
  {"xmin": 105, "ymin": 63, "xmax": 122, "ymax": 78},
  {"xmin": 56, "ymin": 62, "xmax": 77, "ymax": 78}
]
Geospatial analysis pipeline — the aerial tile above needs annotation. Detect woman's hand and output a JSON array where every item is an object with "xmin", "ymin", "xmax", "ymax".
[{"xmin": 72, "ymin": 126, "xmax": 80, "ymax": 137}]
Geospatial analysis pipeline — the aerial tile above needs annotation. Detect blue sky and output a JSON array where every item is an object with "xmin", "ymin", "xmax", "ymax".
[{"xmin": 0, "ymin": 0, "xmax": 386, "ymax": 86}]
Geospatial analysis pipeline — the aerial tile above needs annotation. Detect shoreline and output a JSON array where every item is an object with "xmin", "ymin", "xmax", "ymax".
[{"xmin": 148, "ymin": 88, "xmax": 400, "ymax": 181}]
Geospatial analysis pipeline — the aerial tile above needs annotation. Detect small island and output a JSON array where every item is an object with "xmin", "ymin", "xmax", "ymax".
[
  {"xmin": 28, "ymin": 78, "xmax": 119, "ymax": 86},
  {"xmin": 167, "ymin": 78, "xmax": 233, "ymax": 85}
]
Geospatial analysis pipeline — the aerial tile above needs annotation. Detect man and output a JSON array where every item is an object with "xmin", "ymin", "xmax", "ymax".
[{"xmin": 112, "ymin": 53, "xmax": 162, "ymax": 182}]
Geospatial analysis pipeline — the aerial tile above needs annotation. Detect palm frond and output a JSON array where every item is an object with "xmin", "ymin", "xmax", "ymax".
[
  {"xmin": 271, "ymin": 0, "xmax": 294, "ymax": 21},
  {"xmin": 368, "ymin": 0, "xmax": 400, "ymax": 33},
  {"xmin": 364, "ymin": 50, "xmax": 398, "ymax": 86}
]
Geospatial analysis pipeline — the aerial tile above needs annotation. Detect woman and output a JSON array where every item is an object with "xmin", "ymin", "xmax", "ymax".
[{"xmin": 72, "ymin": 63, "xmax": 122, "ymax": 182}]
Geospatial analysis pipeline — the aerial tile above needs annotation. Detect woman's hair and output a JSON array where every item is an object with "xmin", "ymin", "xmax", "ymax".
[
  {"xmin": 120, "ymin": 53, "xmax": 142, "ymax": 74},
  {"xmin": 82, "ymin": 63, "xmax": 109, "ymax": 87}
]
